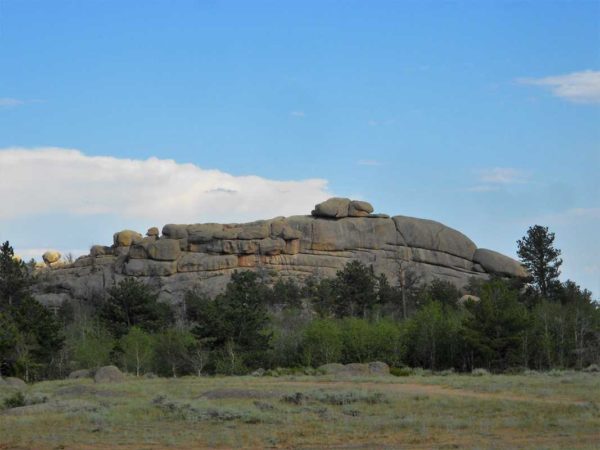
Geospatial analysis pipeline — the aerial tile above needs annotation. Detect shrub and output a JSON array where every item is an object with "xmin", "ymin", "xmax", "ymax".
[
  {"xmin": 390, "ymin": 367, "xmax": 414, "ymax": 377},
  {"xmin": 313, "ymin": 390, "xmax": 388, "ymax": 405},
  {"xmin": 471, "ymin": 368, "xmax": 491, "ymax": 376},
  {"xmin": 301, "ymin": 319, "xmax": 342, "ymax": 367},
  {"xmin": 583, "ymin": 364, "xmax": 599, "ymax": 373},
  {"xmin": 152, "ymin": 395, "xmax": 260, "ymax": 422},
  {"xmin": 3, "ymin": 391, "xmax": 26, "ymax": 409}
]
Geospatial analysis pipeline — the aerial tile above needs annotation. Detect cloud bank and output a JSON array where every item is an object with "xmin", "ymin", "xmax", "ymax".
[
  {"xmin": 518, "ymin": 70, "xmax": 600, "ymax": 104},
  {"xmin": 0, "ymin": 147, "xmax": 331, "ymax": 225}
]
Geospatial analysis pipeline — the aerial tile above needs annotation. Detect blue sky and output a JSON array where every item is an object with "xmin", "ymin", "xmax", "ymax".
[{"xmin": 0, "ymin": 1, "xmax": 598, "ymax": 295}]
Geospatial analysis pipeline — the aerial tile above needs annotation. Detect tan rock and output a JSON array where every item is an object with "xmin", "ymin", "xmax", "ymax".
[
  {"xmin": 94, "ymin": 365, "xmax": 124, "ymax": 383},
  {"xmin": 473, "ymin": 249, "xmax": 530, "ymax": 279},
  {"xmin": 90, "ymin": 245, "xmax": 111, "ymax": 257},
  {"xmin": 238, "ymin": 222, "xmax": 270, "ymax": 240},
  {"xmin": 187, "ymin": 223, "xmax": 223, "ymax": 244},
  {"xmin": 238, "ymin": 240, "xmax": 259, "ymax": 254},
  {"xmin": 161, "ymin": 224, "xmax": 188, "ymax": 240},
  {"xmin": 42, "ymin": 250, "xmax": 61, "ymax": 265},
  {"xmin": 147, "ymin": 239, "xmax": 181, "ymax": 261},
  {"xmin": 113, "ymin": 230, "xmax": 143, "ymax": 247},
  {"xmin": 348, "ymin": 200, "xmax": 374, "ymax": 217},
  {"xmin": 285, "ymin": 239, "xmax": 300, "ymax": 255},
  {"xmin": 392, "ymin": 216, "xmax": 477, "ymax": 260},
  {"xmin": 177, "ymin": 253, "xmax": 237, "ymax": 272},
  {"xmin": 147, "ymin": 227, "xmax": 159, "ymax": 237},
  {"xmin": 123, "ymin": 259, "xmax": 178, "ymax": 276},
  {"xmin": 312, "ymin": 197, "xmax": 351, "ymax": 218},
  {"xmin": 259, "ymin": 238, "xmax": 286, "ymax": 256}
]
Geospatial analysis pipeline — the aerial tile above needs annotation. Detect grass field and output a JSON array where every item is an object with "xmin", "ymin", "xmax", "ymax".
[{"xmin": 1, "ymin": 371, "xmax": 599, "ymax": 449}]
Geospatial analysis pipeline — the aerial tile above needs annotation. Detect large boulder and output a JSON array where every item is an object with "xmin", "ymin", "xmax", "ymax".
[
  {"xmin": 473, "ymin": 249, "xmax": 529, "ymax": 278},
  {"xmin": 147, "ymin": 239, "xmax": 181, "ymax": 261},
  {"xmin": 259, "ymin": 238, "xmax": 286, "ymax": 256},
  {"xmin": 368, "ymin": 361, "xmax": 390, "ymax": 375},
  {"xmin": 238, "ymin": 222, "xmax": 270, "ymax": 240},
  {"xmin": 312, "ymin": 198, "xmax": 351, "ymax": 218},
  {"xmin": 177, "ymin": 253, "xmax": 238, "ymax": 272},
  {"xmin": 348, "ymin": 200, "xmax": 374, "ymax": 217},
  {"xmin": 94, "ymin": 365, "xmax": 125, "ymax": 384},
  {"xmin": 392, "ymin": 216, "xmax": 477, "ymax": 260},
  {"xmin": 123, "ymin": 259, "xmax": 178, "ymax": 276},
  {"xmin": 161, "ymin": 224, "xmax": 188, "ymax": 240},
  {"xmin": 146, "ymin": 227, "xmax": 159, "ymax": 237},
  {"xmin": 187, "ymin": 223, "xmax": 223, "ymax": 244},
  {"xmin": 42, "ymin": 250, "xmax": 61, "ymax": 265},
  {"xmin": 113, "ymin": 230, "xmax": 143, "ymax": 247},
  {"xmin": 90, "ymin": 245, "xmax": 111, "ymax": 257},
  {"xmin": 4, "ymin": 377, "xmax": 27, "ymax": 389}
]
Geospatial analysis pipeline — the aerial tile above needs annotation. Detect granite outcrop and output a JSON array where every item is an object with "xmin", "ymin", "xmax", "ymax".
[{"xmin": 32, "ymin": 198, "xmax": 529, "ymax": 306}]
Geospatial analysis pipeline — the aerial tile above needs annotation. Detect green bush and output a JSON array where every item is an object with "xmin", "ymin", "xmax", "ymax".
[
  {"xmin": 2, "ymin": 391, "xmax": 26, "ymax": 409},
  {"xmin": 301, "ymin": 319, "xmax": 342, "ymax": 367},
  {"xmin": 390, "ymin": 367, "xmax": 414, "ymax": 377}
]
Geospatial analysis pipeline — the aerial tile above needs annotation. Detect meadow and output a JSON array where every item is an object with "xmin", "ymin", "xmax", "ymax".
[{"xmin": 1, "ymin": 371, "xmax": 599, "ymax": 449}]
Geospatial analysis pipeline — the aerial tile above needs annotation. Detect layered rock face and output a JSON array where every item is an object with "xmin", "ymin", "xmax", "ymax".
[{"xmin": 32, "ymin": 198, "xmax": 528, "ymax": 307}]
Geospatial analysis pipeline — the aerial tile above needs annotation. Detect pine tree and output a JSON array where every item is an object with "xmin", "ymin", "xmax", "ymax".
[
  {"xmin": 101, "ymin": 278, "xmax": 173, "ymax": 337},
  {"xmin": 0, "ymin": 241, "xmax": 29, "ymax": 308},
  {"xmin": 517, "ymin": 225, "xmax": 562, "ymax": 298}
]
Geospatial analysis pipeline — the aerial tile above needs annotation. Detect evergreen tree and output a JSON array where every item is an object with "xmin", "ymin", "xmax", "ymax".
[
  {"xmin": 517, "ymin": 225, "xmax": 562, "ymax": 298},
  {"xmin": 268, "ymin": 278, "xmax": 303, "ymax": 308},
  {"xmin": 190, "ymin": 271, "xmax": 271, "ymax": 370},
  {"xmin": 333, "ymin": 261, "xmax": 378, "ymax": 318},
  {"xmin": 0, "ymin": 241, "xmax": 29, "ymax": 308},
  {"xmin": 101, "ymin": 278, "xmax": 173, "ymax": 337},
  {"xmin": 0, "ymin": 241, "xmax": 64, "ymax": 379},
  {"xmin": 462, "ymin": 280, "xmax": 530, "ymax": 370}
]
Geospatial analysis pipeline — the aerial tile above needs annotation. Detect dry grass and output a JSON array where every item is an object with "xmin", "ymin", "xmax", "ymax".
[{"xmin": 1, "ymin": 372, "xmax": 599, "ymax": 449}]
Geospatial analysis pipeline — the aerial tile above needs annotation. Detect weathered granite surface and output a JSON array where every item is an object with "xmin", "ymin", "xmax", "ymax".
[{"xmin": 32, "ymin": 198, "xmax": 528, "ymax": 306}]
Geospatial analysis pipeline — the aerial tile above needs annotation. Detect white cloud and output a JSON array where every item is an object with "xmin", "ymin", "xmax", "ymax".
[
  {"xmin": 518, "ymin": 70, "xmax": 600, "ymax": 104},
  {"xmin": 476, "ymin": 167, "xmax": 530, "ymax": 184},
  {"xmin": 357, "ymin": 159, "xmax": 381, "ymax": 166},
  {"xmin": 290, "ymin": 111, "xmax": 305, "ymax": 117},
  {"xmin": 0, "ymin": 98, "xmax": 25, "ymax": 107},
  {"xmin": 0, "ymin": 147, "xmax": 332, "ymax": 224},
  {"xmin": 465, "ymin": 168, "xmax": 531, "ymax": 193}
]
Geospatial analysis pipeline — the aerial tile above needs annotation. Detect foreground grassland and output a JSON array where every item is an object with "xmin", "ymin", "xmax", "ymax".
[{"xmin": 1, "ymin": 372, "xmax": 599, "ymax": 449}]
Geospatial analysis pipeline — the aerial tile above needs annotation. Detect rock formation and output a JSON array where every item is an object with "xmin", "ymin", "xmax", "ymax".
[{"xmin": 32, "ymin": 198, "xmax": 529, "ymax": 307}]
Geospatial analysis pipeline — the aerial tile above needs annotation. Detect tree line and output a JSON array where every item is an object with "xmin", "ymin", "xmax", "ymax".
[{"xmin": 0, "ymin": 225, "xmax": 598, "ymax": 380}]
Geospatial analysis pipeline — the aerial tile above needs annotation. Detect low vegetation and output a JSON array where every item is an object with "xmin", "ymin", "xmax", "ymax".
[{"xmin": 1, "ymin": 372, "xmax": 599, "ymax": 449}]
